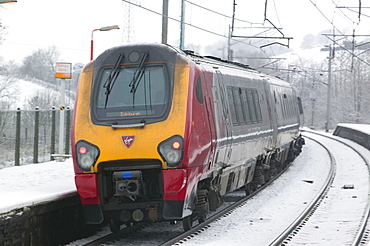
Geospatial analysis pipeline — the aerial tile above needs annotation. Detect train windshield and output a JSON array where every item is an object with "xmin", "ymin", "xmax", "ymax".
[{"xmin": 94, "ymin": 65, "xmax": 169, "ymax": 123}]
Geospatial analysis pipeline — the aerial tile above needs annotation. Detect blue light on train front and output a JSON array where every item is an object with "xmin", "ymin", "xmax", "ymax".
[
  {"xmin": 122, "ymin": 172, "xmax": 132, "ymax": 179},
  {"xmin": 113, "ymin": 170, "xmax": 142, "ymax": 181}
]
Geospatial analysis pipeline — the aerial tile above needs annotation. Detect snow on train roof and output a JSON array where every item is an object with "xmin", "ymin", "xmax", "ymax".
[{"xmin": 182, "ymin": 49, "xmax": 291, "ymax": 87}]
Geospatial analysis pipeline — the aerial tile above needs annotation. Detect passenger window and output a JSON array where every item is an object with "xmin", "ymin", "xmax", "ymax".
[
  {"xmin": 247, "ymin": 90, "xmax": 257, "ymax": 123},
  {"xmin": 289, "ymin": 95, "xmax": 294, "ymax": 117},
  {"xmin": 233, "ymin": 88, "xmax": 245, "ymax": 124},
  {"xmin": 297, "ymin": 97, "xmax": 304, "ymax": 115},
  {"xmin": 227, "ymin": 87, "xmax": 238, "ymax": 125},
  {"xmin": 252, "ymin": 90, "xmax": 262, "ymax": 122},
  {"xmin": 280, "ymin": 93, "xmax": 287, "ymax": 118},
  {"xmin": 195, "ymin": 76, "xmax": 204, "ymax": 104},
  {"xmin": 241, "ymin": 90, "xmax": 252, "ymax": 124}
]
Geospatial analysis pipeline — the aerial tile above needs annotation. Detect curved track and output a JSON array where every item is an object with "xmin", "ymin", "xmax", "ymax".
[
  {"xmin": 270, "ymin": 132, "xmax": 336, "ymax": 245},
  {"xmin": 275, "ymin": 130, "xmax": 370, "ymax": 245}
]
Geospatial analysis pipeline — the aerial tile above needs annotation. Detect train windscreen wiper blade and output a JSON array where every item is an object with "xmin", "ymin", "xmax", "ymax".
[
  {"xmin": 103, "ymin": 53, "xmax": 124, "ymax": 108},
  {"xmin": 129, "ymin": 52, "xmax": 148, "ymax": 93}
]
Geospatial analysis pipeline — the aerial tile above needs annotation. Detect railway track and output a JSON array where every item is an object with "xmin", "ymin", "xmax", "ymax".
[
  {"xmin": 270, "ymin": 132, "xmax": 337, "ymax": 245},
  {"xmin": 72, "ymin": 130, "xmax": 370, "ymax": 245},
  {"xmin": 272, "ymin": 130, "xmax": 370, "ymax": 245},
  {"xmin": 78, "ymin": 191, "xmax": 249, "ymax": 246},
  {"xmin": 78, "ymin": 156, "xmax": 295, "ymax": 245}
]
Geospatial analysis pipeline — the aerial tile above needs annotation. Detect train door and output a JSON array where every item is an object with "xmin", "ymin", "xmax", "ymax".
[
  {"xmin": 297, "ymin": 96, "xmax": 304, "ymax": 129},
  {"xmin": 200, "ymin": 72, "xmax": 217, "ymax": 168},
  {"xmin": 213, "ymin": 70, "xmax": 232, "ymax": 167},
  {"xmin": 263, "ymin": 80, "xmax": 278, "ymax": 146}
]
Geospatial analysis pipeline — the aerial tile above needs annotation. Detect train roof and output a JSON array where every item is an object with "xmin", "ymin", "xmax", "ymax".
[
  {"xmin": 95, "ymin": 43, "xmax": 292, "ymax": 88},
  {"xmin": 178, "ymin": 47, "xmax": 291, "ymax": 87},
  {"xmin": 182, "ymin": 49, "xmax": 254, "ymax": 71}
]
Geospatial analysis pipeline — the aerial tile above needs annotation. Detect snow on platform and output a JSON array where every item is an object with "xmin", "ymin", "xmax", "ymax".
[
  {"xmin": 336, "ymin": 123, "xmax": 370, "ymax": 135},
  {"xmin": 0, "ymin": 159, "xmax": 76, "ymax": 214},
  {"xmin": 334, "ymin": 123, "xmax": 370, "ymax": 150}
]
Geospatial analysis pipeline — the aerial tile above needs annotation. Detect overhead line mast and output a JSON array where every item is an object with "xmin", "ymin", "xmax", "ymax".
[
  {"xmin": 180, "ymin": 0, "xmax": 185, "ymax": 49},
  {"xmin": 122, "ymin": 0, "xmax": 136, "ymax": 44},
  {"xmin": 229, "ymin": 0, "xmax": 292, "ymax": 53},
  {"xmin": 162, "ymin": 0, "xmax": 169, "ymax": 44}
]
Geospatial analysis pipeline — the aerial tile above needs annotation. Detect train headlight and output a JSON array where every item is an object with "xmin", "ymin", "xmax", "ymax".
[
  {"xmin": 158, "ymin": 135, "xmax": 184, "ymax": 167},
  {"xmin": 75, "ymin": 140, "xmax": 100, "ymax": 171}
]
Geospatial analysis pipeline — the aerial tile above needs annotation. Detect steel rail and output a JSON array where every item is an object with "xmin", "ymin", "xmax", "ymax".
[
  {"xmin": 304, "ymin": 130, "xmax": 370, "ymax": 246},
  {"xmin": 161, "ymin": 162, "xmax": 296, "ymax": 246},
  {"xmin": 271, "ymin": 130, "xmax": 370, "ymax": 246},
  {"xmin": 269, "ymin": 133, "xmax": 337, "ymax": 245},
  {"xmin": 81, "ymin": 223, "xmax": 150, "ymax": 246},
  {"xmin": 81, "ymin": 173, "xmax": 287, "ymax": 246}
]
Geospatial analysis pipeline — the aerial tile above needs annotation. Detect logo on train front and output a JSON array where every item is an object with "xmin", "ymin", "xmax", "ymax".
[{"xmin": 122, "ymin": 136, "xmax": 135, "ymax": 148}]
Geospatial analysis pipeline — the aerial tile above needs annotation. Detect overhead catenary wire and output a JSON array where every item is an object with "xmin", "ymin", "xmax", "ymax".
[
  {"xmin": 121, "ymin": 0, "xmax": 231, "ymax": 40},
  {"xmin": 308, "ymin": 0, "xmax": 370, "ymax": 68},
  {"xmin": 331, "ymin": 0, "xmax": 359, "ymax": 26},
  {"xmin": 186, "ymin": 0, "xmax": 290, "ymax": 67},
  {"xmin": 120, "ymin": 0, "xmax": 267, "ymax": 52},
  {"xmin": 184, "ymin": 0, "xmax": 263, "ymax": 25},
  {"xmin": 308, "ymin": 0, "xmax": 343, "ymax": 35}
]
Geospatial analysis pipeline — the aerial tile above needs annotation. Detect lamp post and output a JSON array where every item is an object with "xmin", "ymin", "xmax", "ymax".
[{"xmin": 90, "ymin": 25, "xmax": 120, "ymax": 60}]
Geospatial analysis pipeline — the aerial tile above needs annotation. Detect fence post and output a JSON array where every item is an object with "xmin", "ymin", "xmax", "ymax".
[
  {"xmin": 64, "ymin": 108, "xmax": 71, "ymax": 155},
  {"xmin": 33, "ymin": 107, "xmax": 39, "ymax": 163},
  {"xmin": 51, "ymin": 106, "xmax": 56, "ymax": 161},
  {"xmin": 15, "ymin": 108, "xmax": 21, "ymax": 166}
]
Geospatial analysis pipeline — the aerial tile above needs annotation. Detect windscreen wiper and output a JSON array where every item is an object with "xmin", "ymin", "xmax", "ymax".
[
  {"xmin": 103, "ymin": 53, "xmax": 124, "ymax": 108},
  {"xmin": 129, "ymin": 52, "xmax": 148, "ymax": 93}
]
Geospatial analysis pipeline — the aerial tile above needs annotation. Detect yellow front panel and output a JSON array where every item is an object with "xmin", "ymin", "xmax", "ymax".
[{"xmin": 73, "ymin": 60, "xmax": 191, "ymax": 172}]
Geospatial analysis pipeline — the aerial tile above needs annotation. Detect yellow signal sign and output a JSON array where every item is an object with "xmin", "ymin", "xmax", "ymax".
[{"xmin": 55, "ymin": 62, "xmax": 72, "ymax": 79}]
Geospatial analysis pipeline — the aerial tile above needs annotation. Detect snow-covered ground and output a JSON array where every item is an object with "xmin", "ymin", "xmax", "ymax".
[
  {"xmin": 1, "ymin": 126, "xmax": 370, "ymax": 245},
  {"xmin": 289, "ymin": 131, "xmax": 370, "ymax": 244},
  {"xmin": 0, "ymin": 75, "xmax": 75, "ymax": 110},
  {"xmin": 180, "ymin": 135, "xmax": 332, "ymax": 245},
  {"xmin": 0, "ymin": 159, "xmax": 76, "ymax": 214},
  {"xmin": 179, "ymin": 130, "xmax": 370, "ymax": 245}
]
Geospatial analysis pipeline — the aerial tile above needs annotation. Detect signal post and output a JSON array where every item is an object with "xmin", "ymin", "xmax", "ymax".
[{"xmin": 54, "ymin": 62, "xmax": 72, "ymax": 161}]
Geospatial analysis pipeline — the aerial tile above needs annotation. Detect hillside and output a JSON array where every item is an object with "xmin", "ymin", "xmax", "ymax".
[{"xmin": 1, "ymin": 76, "xmax": 76, "ymax": 110}]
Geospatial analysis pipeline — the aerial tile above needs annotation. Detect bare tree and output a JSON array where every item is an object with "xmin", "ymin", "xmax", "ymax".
[
  {"xmin": 0, "ymin": 18, "xmax": 6, "ymax": 47},
  {"xmin": 26, "ymin": 89, "xmax": 59, "ymax": 110},
  {"xmin": 0, "ymin": 73, "xmax": 17, "ymax": 147},
  {"xmin": 0, "ymin": 75, "xmax": 16, "ymax": 103},
  {"xmin": 20, "ymin": 46, "xmax": 61, "ymax": 83}
]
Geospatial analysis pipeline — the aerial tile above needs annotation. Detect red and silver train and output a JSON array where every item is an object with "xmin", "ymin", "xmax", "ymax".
[{"xmin": 71, "ymin": 43, "xmax": 304, "ymax": 232}]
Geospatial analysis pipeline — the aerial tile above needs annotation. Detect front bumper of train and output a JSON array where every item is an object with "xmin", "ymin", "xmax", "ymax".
[{"xmin": 75, "ymin": 168, "xmax": 192, "ymax": 224}]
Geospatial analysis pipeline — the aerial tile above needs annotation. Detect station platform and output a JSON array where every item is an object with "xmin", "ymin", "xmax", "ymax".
[
  {"xmin": 333, "ymin": 123, "xmax": 370, "ymax": 149},
  {"xmin": 0, "ymin": 159, "xmax": 100, "ymax": 245},
  {"xmin": 0, "ymin": 160, "xmax": 76, "ymax": 214}
]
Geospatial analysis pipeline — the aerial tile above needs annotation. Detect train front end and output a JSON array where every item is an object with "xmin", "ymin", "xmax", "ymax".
[{"xmin": 72, "ymin": 44, "xmax": 199, "ymax": 230}]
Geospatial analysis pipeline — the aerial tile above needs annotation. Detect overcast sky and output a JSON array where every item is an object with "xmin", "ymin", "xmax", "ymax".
[{"xmin": 0, "ymin": 0, "xmax": 369, "ymax": 64}]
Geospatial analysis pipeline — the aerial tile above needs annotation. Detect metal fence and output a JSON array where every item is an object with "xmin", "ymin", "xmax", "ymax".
[{"xmin": 0, "ymin": 108, "xmax": 73, "ymax": 169}]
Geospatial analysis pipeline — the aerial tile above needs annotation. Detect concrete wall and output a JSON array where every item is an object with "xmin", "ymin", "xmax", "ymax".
[
  {"xmin": 0, "ymin": 194, "xmax": 101, "ymax": 246},
  {"xmin": 333, "ymin": 125, "xmax": 370, "ymax": 150}
]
